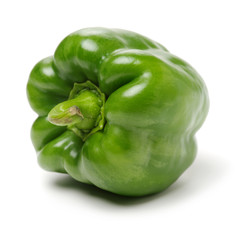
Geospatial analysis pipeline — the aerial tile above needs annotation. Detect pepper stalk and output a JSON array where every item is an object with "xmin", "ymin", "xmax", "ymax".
[{"xmin": 48, "ymin": 81, "xmax": 105, "ymax": 141}]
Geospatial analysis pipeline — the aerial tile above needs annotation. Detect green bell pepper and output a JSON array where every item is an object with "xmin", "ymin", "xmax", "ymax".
[{"xmin": 27, "ymin": 27, "xmax": 209, "ymax": 196}]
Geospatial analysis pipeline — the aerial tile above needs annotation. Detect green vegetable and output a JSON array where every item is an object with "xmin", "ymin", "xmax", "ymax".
[{"xmin": 27, "ymin": 27, "xmax": 209, "ymax": 196}]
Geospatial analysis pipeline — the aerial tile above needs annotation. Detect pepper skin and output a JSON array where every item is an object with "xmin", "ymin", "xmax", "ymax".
[{"xmin": 27, "ymin": 27, "xmax": 209, "ymax": 196}]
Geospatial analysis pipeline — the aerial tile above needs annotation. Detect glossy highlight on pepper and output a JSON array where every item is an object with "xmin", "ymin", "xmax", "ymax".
[{"xmin": 27, "ymin": 27, "xmax": 209, "ymax": 196}]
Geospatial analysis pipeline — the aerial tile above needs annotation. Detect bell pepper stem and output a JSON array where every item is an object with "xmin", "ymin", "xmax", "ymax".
[
  {"xmin": 47, "ymin": 81, "xmax": 105, "ymax": 141},
  {"xmin": 69, "ymin": 106, "xmax": 84, "ymax": 119}
]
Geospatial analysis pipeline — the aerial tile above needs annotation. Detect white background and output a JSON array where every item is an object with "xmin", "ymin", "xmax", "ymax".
[{"xmin": 0, "ymin": 0, "xmax": 239, "ymax": 239}]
